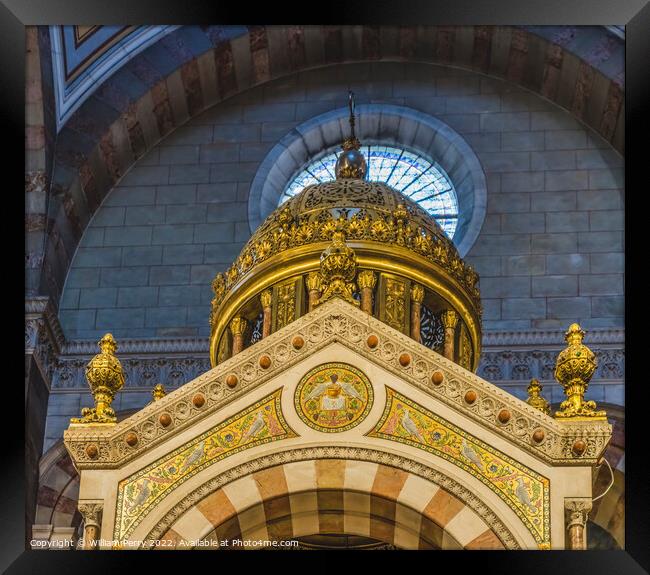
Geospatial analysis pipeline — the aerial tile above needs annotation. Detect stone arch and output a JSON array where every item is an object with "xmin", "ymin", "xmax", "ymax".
[
  {"xmin": 136, "ymin": 449, "xmax": 529, "ymax": 550},
  {"xmin": 35, "ymin": 442, "xmax": 81, "ymax": 529},
  {"xmin": 40, "ymin": 25, "xmax": 624, "ymax": 309},
  {"xmin": 247, "ymin": 104, "xmax": 487, "ymax": 256}
]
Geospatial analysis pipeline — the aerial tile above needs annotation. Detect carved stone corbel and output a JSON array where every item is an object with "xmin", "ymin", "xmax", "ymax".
[{"xmin": 565, "ymin": 498, "xmax": 592, "ymax": 550}]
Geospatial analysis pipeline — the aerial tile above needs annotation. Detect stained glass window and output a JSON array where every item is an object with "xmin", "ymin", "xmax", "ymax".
[{"xmin": 279, "ymin": 145, "xmax": 459, "ymax": 238}]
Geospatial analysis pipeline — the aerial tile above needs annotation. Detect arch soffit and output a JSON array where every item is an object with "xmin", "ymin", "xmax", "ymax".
[{"xmin": 43, "ymin": 25, "xmax": 624, "ymax": 308}]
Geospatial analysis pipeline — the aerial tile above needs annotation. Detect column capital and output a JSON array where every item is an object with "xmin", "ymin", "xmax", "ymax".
[
  {"xmin": 305, "ymin": 271, "xmax": 323, "ymax": 292},
  {"xmin": 410, "ymin": 282, "xmax": 424, "ymax": 304},
  {"xmin": 441, "ymin": 309, "xmax": 459, "ymax": 330},
  {"xmin": 229, "ymin": 316, "xmax": 247, "ymax": 337},
  {"xmin": 260, "ymin": 289, "xmax": 272, "ymax": 309},
  {"xmin": 565, "ymin": 498, "xmax": 592, "ymax": 527},
  {"xmin": 357, "ymin": 270, "xmax": 377, "ymax": 290},
  {"xmin": 78, "ymin": 501, "xmax": 103, "ymax": 528}
]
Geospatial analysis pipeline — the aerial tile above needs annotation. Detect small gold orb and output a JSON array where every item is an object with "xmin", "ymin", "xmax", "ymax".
[
  {"xmin": 226, "ymin": 374, "xmax": 238, "ymax": 388},
  {"xmin": 292, "ymin": 336, "xmax": 305, "ymax": 350},
  {"xmin": 159, "ymin": 413, "xmax": 172, "ymax": 427},
  {"xmin": 464, "ymin": 390, "xmax": 477, "ymax": 404},
  {"xmin": 572, "ymin": 439, "xmax": 586, "ymax": 456},
  {"xmin": 497, "ymin": 409, "xmax": 511, "ymax": 424},
  {"xmin": 85, "ymin": 444, "xmax": 98, "ymax": 459},
  {"xmin": 125, "ymin": 432, "xmax": 139, "ymax": 447},
  {"xmin": 399, "ymin": 353, "xmax": 411, "ymax": 367},
  {"xmin": 431, "ymin": 371, "xmax": 444, "ymax": 385},
  {"xmin": 532, "ymin": 429, "xmax": 545, "ymax": 443},
  {"xmin": 192, "ymin": 394, "xmax": 206, "ymax": 408},
  {"xmin": 367, "ymin": 335, "xmax": 379, "ymax": 348},
  {"xmin": 259, "ymin": 355, "xmax": 272, "ymax": 369}
]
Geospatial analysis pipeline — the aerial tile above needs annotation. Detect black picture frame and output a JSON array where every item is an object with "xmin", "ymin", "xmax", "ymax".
[{"xmin": 6, "ymin": 0, "xmax": 648, "ymax": 573}]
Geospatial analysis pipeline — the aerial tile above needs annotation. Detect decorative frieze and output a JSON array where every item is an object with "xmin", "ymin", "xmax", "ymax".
[{"xmin": 50, "ymin": 335, "xmax": 624, "ymax": 390}]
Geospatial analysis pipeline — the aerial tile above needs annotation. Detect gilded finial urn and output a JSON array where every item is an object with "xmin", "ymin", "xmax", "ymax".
[
  {"xmin": 554, "ymin": 323, "xmax": 606, "ymax": 419},
  {"xmin": 526, "ymin": 379, "xmax": 550, "ymax": 415},
  {"xmin": 71, "ymin": 333, "xmax": 125, "ymax": 424}
]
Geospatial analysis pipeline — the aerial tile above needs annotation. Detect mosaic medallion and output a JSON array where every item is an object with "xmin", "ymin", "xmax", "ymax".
[{"xmin": 295, "ymin": 363, "xmax": 373, "ymax": 433}]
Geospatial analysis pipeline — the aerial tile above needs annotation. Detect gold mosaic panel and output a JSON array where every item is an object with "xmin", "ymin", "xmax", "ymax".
[
  {"xmin": 114, "ymin": 389, "xmax": 297, "ymax": 541},
  {"xmin": 368, "ymin": 387, "xmax": 550, "ymax": 546},
  {"xmin": 295, "ymin": 363, "xmax": 373, "ymax": 433}
]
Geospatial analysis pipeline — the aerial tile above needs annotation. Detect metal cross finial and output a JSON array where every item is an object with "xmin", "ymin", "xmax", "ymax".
[{"xmin": 348, "ymin": 90, "xmax": 356, "ymax": 139}]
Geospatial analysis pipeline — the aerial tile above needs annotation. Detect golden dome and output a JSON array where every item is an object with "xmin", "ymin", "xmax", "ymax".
[
  {"xmin": 209, "ymin": 177, "xmax": 482, "ymax": 367},
  {"xmin": 209, "ymin": 94, "xmax": 481, "ymax": 370}
]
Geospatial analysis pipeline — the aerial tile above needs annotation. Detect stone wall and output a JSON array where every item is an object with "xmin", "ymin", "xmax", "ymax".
[{"xmin": 59, "ymin": 61, "xmax": 624, "ymax": 340}]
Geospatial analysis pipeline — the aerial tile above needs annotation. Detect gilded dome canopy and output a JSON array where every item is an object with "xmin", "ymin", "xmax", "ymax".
[{"xmin": 209, "ymin": 93, "xmax": 482, "ymax": 370}]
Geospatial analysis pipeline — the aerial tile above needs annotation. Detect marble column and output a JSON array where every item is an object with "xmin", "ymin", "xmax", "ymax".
[
  {"xmin": 441, "ymin": 310, "xmax": 458, "ymax": 361},
  {"xmin": 565, "ymin": 498, "xmax": 592, "ymax": 550},
  {"xmin": 78, "ymin": 502, "xmax": 103, "ymax": 550},
  {"xmin": 305, "ymin": 272, "xmax": 323, "ymax": 312},
  {"xmin": 229, "ymin": 317, "xmax": 247, "ymax": 356},
  {"xmin": 410, "ymin": 283, "xmax": 424, "ymax": 342},
  {"xmin": 357, "ymin": 270, "xmax": 377, "ymax": 315},
  {"xmin": 260, "ymin": 289, "xmax": 272, "ymax": 338}
]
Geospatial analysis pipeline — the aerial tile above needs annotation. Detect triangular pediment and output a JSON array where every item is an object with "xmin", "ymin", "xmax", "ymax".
[{"xmin": 65, "ymin": 298, "xmax": 610, "ymax": 472}]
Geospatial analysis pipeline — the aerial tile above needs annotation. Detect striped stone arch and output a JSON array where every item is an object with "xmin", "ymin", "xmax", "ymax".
[
  {"xmin": 35, "ymin": 25, "xmax": 624, "ymax": 307},
  {"xmin": 35, "ymin": 442, "xmax": 81, "ymax": 529},
  {"xmin": 143, "ymin": 450, "xmax": 522, "ymax": 550},
  {"xmin": 589, "ymin": 405, "xmax": 624, "ymax": 549}
]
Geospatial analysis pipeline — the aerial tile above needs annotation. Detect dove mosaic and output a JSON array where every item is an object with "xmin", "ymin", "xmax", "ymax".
[
  {"xmin": 295, "ymin": 363, "xmax": 373, "ymax": 432},
  {"xmin": 114, "ymin": 388, "xmax": 297, "ymax": 541},
  {"xmin": 368, "ymin": 387, "xmax": 550, "ymax": 546}
]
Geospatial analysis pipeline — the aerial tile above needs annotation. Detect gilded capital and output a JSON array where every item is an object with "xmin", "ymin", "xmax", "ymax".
[
  {"xmin": 260, "ymin": 289, "xmax": 272, "ymax": 310},
  {"xmin": 441, "ymin": 309, "xmax": 459, "ymax": 330},
  {"xmin": 526, "ymin": 379, "xmax": 550, "ymax": 415},
  {"xmin": 229, "ymin": 317, "xmax": 247, "ymax": 337},
  {"xmin": 71, "ymin": 334, "xmax": 124, "ymax": 425},
  {"xmin": 554, "ymin": 323, "xmax": 606, "ymax": 419},
  {"xmin": 410, "ymin": 283, "xmax": 425, "ymax": 304},
  {"xmin": 357, "ymin": 270, "xmax": 377, "ymax": 290},
  {"xmin": 305, "ymin": 271, "xmax": 323, "ymax": 292}
]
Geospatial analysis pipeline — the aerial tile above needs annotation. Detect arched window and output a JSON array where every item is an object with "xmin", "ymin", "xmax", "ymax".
[{"xmin": 279, "ymin": 145, "xmax": 459, "ymax": 238}]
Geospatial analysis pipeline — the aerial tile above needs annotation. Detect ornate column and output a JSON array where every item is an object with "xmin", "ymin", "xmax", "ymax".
[
  {"xmin": 357, "ymin": 270, "xmax": 377, "ymax": 315},
  {"xmin": 441, "ymin": 310, "xmax": 458, "ymax": 361},
  {"xmin": 305, "ymin": 272, "xmax": 323, "ymax": 312},
  {"xmin": 410, "ymin": 283, "xmax": 424, "ymax": 342},
  {"xmin": 260, "ymin": 289, "xmax": 272, "ymax": 338},
  {"xmin": 78, "ymin": 502, "xmax": 103, "ymax": 550},
  {"xmin": 565, "ymin": 498, "xmax": 592, "ymax": 550},
  {"xmin": 229, "ymin": 317, "xmax": 247, "ymax": 356}
]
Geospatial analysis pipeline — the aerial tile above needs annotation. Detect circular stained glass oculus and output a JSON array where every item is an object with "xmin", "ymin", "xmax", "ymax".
[{"xmin": 280, "ymin": 145, "xmax": 459, "ymax": 238}]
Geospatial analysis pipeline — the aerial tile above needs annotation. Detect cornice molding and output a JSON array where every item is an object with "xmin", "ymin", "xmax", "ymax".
[{"xmin": 64, "ymin": 298, "xmax": 612, "ymax": 470}]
